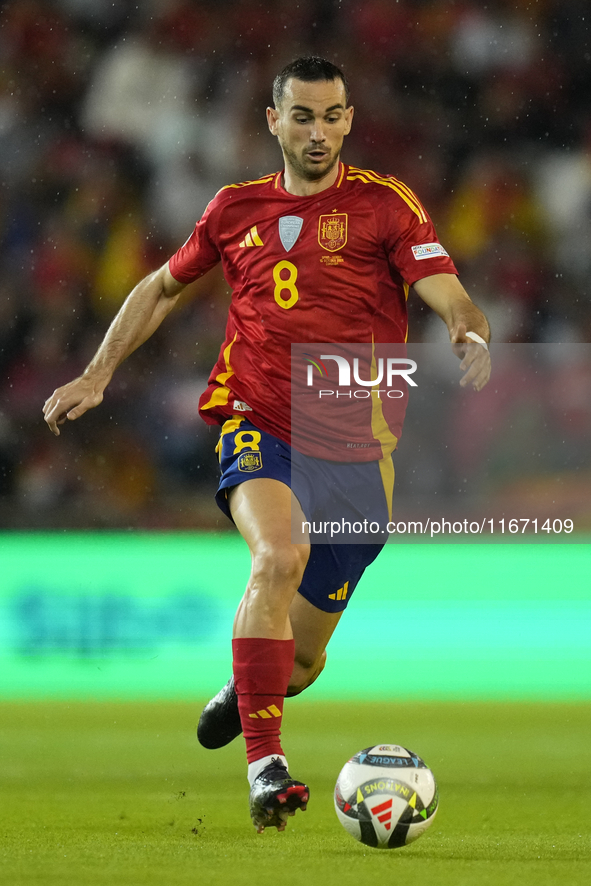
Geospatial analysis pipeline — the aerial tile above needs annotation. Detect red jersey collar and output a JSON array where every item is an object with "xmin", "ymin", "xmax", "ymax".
[{"xmin": 273, "ymin": 161, "xmax": 347, "ymax": 195}]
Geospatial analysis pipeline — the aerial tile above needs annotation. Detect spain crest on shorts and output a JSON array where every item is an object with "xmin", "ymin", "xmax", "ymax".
[
  {"xmin": 318, "ymin": 213, "xmax": 347, "ymax": 252},
  {"xmin": 237, "ymin": 451, "xmax": 263, "ymax": 472}
]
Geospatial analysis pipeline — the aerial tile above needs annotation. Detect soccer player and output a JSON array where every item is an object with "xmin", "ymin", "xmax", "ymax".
[{"xmin": 43, "ymin": 57, "xmax": 491, "ymax": 834}]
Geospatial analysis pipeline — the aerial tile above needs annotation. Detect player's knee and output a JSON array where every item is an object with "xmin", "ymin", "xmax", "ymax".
[
  {"xmin": 250, "ymin": 543, "xmax": 308, "ymax": 595},
  {"xmin": 288, "ymin": 649, "xmax": 327, "ymax": 695}
]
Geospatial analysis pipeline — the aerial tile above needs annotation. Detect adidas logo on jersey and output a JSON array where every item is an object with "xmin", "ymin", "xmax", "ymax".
[{"xmin": 239, "ymin": 226, "xmax": 264, "ymax": 247}]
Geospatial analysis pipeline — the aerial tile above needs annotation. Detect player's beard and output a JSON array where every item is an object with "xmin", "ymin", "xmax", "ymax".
[{"xmin": 282, "ymin": 142, "xmax": 340, "ymax": 182}]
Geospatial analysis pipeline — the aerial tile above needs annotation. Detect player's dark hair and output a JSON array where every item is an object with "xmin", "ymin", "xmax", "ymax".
[{"xmin": 273, "ymin": 56, "xmax": 350, "ymax": 107}]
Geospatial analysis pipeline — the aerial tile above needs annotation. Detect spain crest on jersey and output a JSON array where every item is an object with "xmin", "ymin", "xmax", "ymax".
[{"xmin": 318, "ymin": 213, "xmax": 348, "ymax": 252}]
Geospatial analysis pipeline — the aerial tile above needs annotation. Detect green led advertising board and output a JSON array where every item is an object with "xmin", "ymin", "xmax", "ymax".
[{"xmin": 0, "ymin": 533, "xmax": 589, "ymax": 700}]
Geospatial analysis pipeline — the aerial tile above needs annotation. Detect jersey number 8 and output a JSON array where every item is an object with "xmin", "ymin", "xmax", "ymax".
[{"xmin": 273, "ymin": 260, "xmax": 299, "ymax": 309}]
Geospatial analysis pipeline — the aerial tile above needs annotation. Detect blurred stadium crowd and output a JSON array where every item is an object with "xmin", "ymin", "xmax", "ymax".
[{"xmin": 1, "ymin": 0, "xmax": 590, "ymax": 529}]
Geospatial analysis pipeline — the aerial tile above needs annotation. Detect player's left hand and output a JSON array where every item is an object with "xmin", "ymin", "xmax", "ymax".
[{"xmin": 451, "ymin": 323, "xmax": 491, "ymax": 391}]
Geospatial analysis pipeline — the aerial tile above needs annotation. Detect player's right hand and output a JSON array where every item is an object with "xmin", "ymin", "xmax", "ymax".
[{"xmin": 43, "ymin": 376, "xmax": 105, "ymax": 436}]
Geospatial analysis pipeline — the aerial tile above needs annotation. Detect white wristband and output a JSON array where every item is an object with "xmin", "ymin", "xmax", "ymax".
[{"xmin": 465, "ymin": 331, "xmax": 489, "ymax": 350}]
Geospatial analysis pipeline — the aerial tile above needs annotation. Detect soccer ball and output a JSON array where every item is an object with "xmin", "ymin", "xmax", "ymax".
[{"xmin": 334, "ymin": 744, "xmax": 439, "ymax": 849}]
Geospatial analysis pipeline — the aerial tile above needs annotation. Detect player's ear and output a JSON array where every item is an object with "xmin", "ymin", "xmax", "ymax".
[
  {"xmin": 344, "ymin": 105, "xmax": 354, "ymax": 136},
  {"xmin": 267, "ymin": 106, "xmax": 280, "ymax": 135}
]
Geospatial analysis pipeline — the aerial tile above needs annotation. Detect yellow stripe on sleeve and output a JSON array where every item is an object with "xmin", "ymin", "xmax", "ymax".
[
  {"xmin": 347, "ymin": 167, "xmax": 427, "ymax": 223},
  {"xmin": 220, "ymin": 174, "xmax": 276, "ymax": 192},
  {"xmin": 357, "ymin": 167, "xmax": 428, "ymax": 222}
]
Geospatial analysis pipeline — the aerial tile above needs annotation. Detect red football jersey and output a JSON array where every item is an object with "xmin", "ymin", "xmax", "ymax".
[{"xmin": 169, "ymin": 162, "xmax": 457, "ymax": 460}]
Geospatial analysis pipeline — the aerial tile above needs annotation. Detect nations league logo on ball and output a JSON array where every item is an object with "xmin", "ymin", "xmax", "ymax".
[{"xmin": 334, "ymin": 745, "xmax": 439, "ymax": 850}]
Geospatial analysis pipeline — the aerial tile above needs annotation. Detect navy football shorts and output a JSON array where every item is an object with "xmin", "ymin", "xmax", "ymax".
[{"xmin": 214, "ymin": 417, "xmax": 395, "ymax": 613}]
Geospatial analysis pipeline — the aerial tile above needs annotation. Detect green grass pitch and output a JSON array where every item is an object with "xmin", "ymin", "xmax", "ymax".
[{"xmin": 1, "ymin": 700, "xmax": 590, "ymax": 886}]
